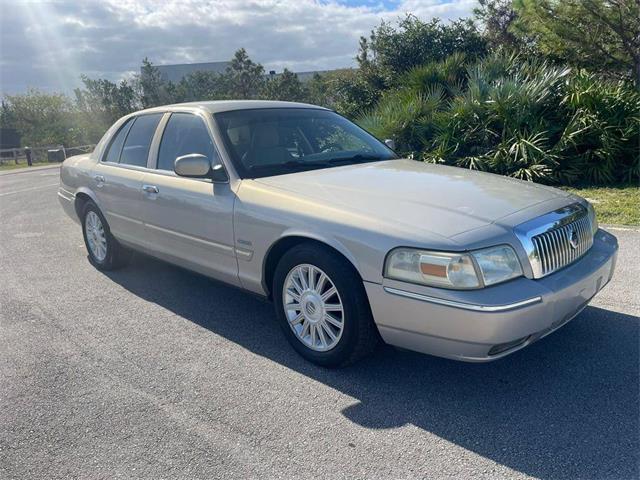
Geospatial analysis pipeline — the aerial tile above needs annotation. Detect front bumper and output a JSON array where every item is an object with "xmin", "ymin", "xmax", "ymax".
[{"xmin": 365, "ymin": 229, "xmax": 618, "ymax": 362}]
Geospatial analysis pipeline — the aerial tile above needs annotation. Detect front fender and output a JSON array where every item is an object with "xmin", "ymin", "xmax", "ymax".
[{"xmin": 276, "ymin": 227, "xmax": 361, "ymax": 273}]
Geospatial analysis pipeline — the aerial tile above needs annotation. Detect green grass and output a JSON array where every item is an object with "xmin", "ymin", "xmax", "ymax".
[
  {"xmin": 562, "ymin": 184, "xmax": 640, "ymax": 226},
  {"xmin": 0, "ymin": 161, "xmax": 51, "ymax": 171},
  {"xmin": 0, "ymin": 162, "xmax": 30, "ymax": 171}
]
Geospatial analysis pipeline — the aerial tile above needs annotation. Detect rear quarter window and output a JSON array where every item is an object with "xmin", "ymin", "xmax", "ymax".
[{"xmin": 102, "ymin": 118, "xmax": 134, "ymax": 163}]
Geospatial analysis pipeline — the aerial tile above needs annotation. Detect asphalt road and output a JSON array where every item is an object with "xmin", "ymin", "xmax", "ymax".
[{"xmin": 1, "ymin": 166, "xmax": 638, "ymax": 479}]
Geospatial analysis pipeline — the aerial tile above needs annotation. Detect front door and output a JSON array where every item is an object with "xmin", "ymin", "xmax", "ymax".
[{"xmin": 138, "ymin": 112, "xmax": 239, "ymax": 286}]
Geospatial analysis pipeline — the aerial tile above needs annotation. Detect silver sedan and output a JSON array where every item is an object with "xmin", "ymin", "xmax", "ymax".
[{"xmin": 58, "ymin": 100, "xmax": 618, "ymax": 367}]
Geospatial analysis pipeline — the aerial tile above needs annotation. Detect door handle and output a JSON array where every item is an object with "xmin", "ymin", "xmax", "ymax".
[{"xmin": 142, "ymin": 184, "xmax": 159, "ymax": 194}]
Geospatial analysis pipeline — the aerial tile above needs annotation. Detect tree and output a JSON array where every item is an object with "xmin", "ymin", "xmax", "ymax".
[
  {"xmin": 1, "ymin": 90, "xmax": 77, "ymax": 147},
  {"xmin": 514, "ymin": 0, "xmax": 640, "ymax": 87},
  {"xmin": 474, "ymin": 0, "xmax": 525, "ymax": 50},
  {"xmin": 73, "ymin": 76, "xmax": 138, "ymax": 143},
  {"xmin": 306, "ymin": 69, "xmax": 380, "ymax": 118},
  {"xmin": 176, "ymin": 70, "xmax": 228, "ymax": 102},
  {"xmin": 224, "ymin": 48, "xmax": 265, "ymax": 99},
  {"xmin": 358, "ymin": 15, "xmax": 487, "ymax": 86},
  {"xmin": 263, "ymin": 69, "xmax": 307, "ymax": 102},
  {"xmin": 75, "ymin": 76, "xmax": 137, "ymax": 121},
  {"xmin": 137, "ymin": 57, "xmax": 176, "ymax": 107}
]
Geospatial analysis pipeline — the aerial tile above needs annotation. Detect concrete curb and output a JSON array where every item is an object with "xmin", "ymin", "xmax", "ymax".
[
  {"xmin": 602, "ymin": 224, "xmax": 640, "ymax": 232},
  {"xmin": 0, "ymin": 164, "xmax": 61, "ymax": 176}
]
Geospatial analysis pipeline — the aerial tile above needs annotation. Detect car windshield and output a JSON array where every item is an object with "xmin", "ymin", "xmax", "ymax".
[{"xmin": 214, "ymin": 108, "xmax": 397, "ymax": 178}]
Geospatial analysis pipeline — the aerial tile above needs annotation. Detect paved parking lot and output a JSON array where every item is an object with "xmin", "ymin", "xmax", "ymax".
[{"xmin": 1, "ymin": 167, "xmax": 638, "ymax": 479}]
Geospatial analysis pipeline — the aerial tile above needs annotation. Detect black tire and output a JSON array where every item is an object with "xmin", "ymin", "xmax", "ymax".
[
  {"xmin": 273, "ymin": 242, "xmax": 379, "ymax": 367},
  {"xmin": 81, "ymin": 201, "xmax": 131, "ymax": 270}
]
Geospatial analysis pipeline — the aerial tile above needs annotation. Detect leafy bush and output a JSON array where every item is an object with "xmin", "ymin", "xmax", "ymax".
[{"xmin": 357, "ymin": 52, "xmax": 640, "ymax": 185}]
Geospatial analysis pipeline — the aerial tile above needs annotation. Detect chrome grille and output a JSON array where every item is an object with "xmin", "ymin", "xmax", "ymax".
[
  {"xmin": 531, "ymin": 213, "xmax": 593, "ymax": 276},
  {"xmin": 514, "ymin": 203, "xmax": 595, "ymax": 279}
]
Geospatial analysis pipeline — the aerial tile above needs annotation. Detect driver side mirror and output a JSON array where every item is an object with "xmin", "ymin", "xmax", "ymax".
[{"xmin": 174, "ymin": 153, "xmax": 228, "ymax": 182}]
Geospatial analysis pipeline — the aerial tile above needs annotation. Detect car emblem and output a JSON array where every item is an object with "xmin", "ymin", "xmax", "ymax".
[{"xmin": 568, "ymin": 227, "xmax": 579, "ymax": 249}]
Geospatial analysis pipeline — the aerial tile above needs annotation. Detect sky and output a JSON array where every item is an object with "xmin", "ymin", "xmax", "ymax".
[{"xmin": 0, "ymin": 0, "xmax": 477, "ymax": 95}]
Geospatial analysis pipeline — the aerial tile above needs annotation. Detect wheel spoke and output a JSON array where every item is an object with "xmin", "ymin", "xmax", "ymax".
[
  {"xmin": 310, "ymin": 323, "xmax": 317, "ymax": 347},
  {"xmin": 321, "ymin": 322, "xmax": 337, "ymax": 342},
  {"xmin": 290, "ymin": 276, "xmax": 304, "ymax": 295},
  {"xmin": 321, "ymin": 286, "xmax": 336, "ymax": 302},
  {"xmin": 300, "ymin": 320, "xmax": 310, "ymax": 339},
  {"xmin": 285, "ymin": 303, "xmax": 301, "ymax": 311},
  {"xmin": 298, "ymin": 267, "xmax": 308, "ymax": 290},
  {"xmin": 307, "ymin": 266, "xmax": 315, "ymax": 290},
  {"xmin": 324, "ymin": 303, "xmax": 342, "ymax": 312},
  {"xmin": 290, "ymin": 313, "xmax": 304, "ymax": 326},
  {"xmin": 324, "ymin": 313, "xmax": 342, "ymax": 328},
  {"xmin": 315, "ymin": 272, "xmax": 327, "ymax": 294},
  {"xmin": 317, "ymin": 323, "xmax": 328, "ymax": 348},
  {"xmin": 287, "ymin": 289, "xmax": 301, "ymax": 302}
]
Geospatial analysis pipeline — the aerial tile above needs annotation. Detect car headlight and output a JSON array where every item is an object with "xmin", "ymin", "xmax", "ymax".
[
  {"xmin": 586, "ymin": 202, "xmax": 598, "ymax": 235},
  {"xmin": 471, "ymin": 245, "xmax": 523, "ymax": 286},
  {"xmin": 384, "ymin": 245, "xmax": 523, "ymax": 289}
]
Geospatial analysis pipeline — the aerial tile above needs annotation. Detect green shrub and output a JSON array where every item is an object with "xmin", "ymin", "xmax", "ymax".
[{"xmin": 358, "ymin": 52, "xmax": 640, "ymax": 185}]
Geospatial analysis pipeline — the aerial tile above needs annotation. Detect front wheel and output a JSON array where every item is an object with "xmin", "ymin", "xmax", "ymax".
[
  {"xmin": 273, "ymin": 243, "xmax": 379, "ymax": 367},
  {"xmin": 81, "ymin": 201, "xmax": 131, "ymax": 270}
]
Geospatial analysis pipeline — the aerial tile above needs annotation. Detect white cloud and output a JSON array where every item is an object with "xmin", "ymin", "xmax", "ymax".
[{"xmin": 0, "ymin": 0, "xmax": 477, "ymax": 94}]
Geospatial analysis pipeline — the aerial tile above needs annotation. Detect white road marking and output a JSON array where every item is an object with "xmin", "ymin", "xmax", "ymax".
[{"xmin": 0, "ymin": 183, "xmax": 59, "ymax": 197}]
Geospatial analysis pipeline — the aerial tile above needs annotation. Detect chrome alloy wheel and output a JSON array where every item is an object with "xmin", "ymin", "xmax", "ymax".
[
  {"xmin": 283, "ymin": 264, "xmax": 345, "ymax": 352},
  {"xmin": 85, "ymin": 211, "xmax": 107, "ymax": 262}
]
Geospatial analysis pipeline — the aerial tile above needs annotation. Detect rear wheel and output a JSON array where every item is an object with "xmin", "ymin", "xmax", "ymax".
[
  {"xmin": 273, "ymin": 243, "xmax": 378, "ymax": 367},
  {"xmin": 81, "ymin": 201, "xmax": 131, "ymax": 270}
]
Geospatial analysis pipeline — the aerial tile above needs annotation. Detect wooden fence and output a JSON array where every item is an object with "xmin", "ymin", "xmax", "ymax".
[{"xmin": 0, "ymin": 144, "xmax": 96, "ymax": 166}]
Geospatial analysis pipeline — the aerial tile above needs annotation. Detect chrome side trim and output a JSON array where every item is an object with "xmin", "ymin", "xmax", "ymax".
[
  {"xmin": 57, "ymin": 188, "xmax": 75, "ymax": 201},
  {"xmin": 383, "ymin": 286, "xmax": 542, "ymax": 312},
  {"xmin": 145, "ymin": 223, "xmax": 234, "ymax": 253},
  {"xmin": 235, "ymin": 248, "xmax": 253, "ymax": 261},
  {"xmin": 106, "ymin": 210, "xmax": 144, "ymax": 225}
]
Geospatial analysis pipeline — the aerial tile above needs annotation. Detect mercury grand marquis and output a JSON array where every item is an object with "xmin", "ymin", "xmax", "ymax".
[{"xmin": 58, "ymin": 100, "xmax": 618, "ymax": 367}]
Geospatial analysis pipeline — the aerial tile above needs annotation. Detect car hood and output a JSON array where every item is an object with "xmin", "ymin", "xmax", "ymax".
[{"xmin": 254, "ymin": 159, "xmax": 571, "ymax": 239}]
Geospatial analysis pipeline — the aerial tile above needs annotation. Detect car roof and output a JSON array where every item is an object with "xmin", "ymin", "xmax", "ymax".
[{"xmin": 136, "ymin": 100, "xmax": 329, "ymax": 115}]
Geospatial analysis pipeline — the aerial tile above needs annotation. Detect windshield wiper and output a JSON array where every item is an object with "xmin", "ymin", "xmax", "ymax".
[
  {"xmin": 282, "ymin": 159, "xmax": 332, "ymax": 168},
  {"xmin": 323, "ymin": 153, "xmax": 384, "ymax": 164},
  {"xmin": 247, "ymin": 160, "xmax": 331, "ymax": 173},
  {"xmin": 280, "ymin": 155, "xmax": 382, "ymax": 169},
  {"xmin": 247, "ymin": 154, "xmax": 386, "ymax": 173}
]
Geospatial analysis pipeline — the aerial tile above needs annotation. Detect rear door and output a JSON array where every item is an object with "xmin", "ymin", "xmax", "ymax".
[
  {"xmin": 92, "ymin": 113, "xmax": 163, "ymax": 246},
  {"xmin": 138, "ymin": 111, "xmax": 239, "ymax": 286}
]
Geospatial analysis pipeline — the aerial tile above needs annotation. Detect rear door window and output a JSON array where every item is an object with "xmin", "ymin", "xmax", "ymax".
[{"xmin": 119, "ymin": 113, "xmax": 163, "ymax": 167}]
